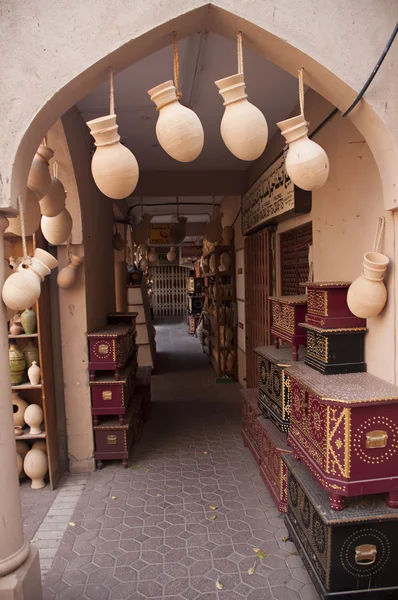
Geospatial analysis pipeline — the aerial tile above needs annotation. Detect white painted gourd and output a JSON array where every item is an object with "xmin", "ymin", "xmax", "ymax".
[
  {"xmin": 27, "ymin": 361, "xmax": 41, "ymax": 386},
  {"xmin": 57, "ymin": 255, "xmax": 83, "ymax": 289},
  {"xmin": 167, "ymin": 247, "xmax": 176, "ymax": 262},
  {"xmin": 24, "ymin": 403, "xmax": 44, "ymax": 435},
  {"xmin": 12, "ymin": 393, "xmax": 28, "ymax": 427},
  {"xmin": 148, "ymin": 81, "xmax": 204, "ymax": 162},
  {"xmin": 6, "ymin": 189, "xmax": 41, "ymax": 237},
  {"xmin": 24, "ymin": 449, "xmax": 48, "ymax": 489},
  {"xmin": 41, "ymin": 208, "xmax": 72, "ymax": 245},
  {"xmin": 32, "ymin": 440, "xmax": 47, "ymax": 453},
  {"xmin": 347, "ymin": 252, "xmax": 389, "ymax": 318},
  {"xmin": 27, "ymin": 144, "xmax": 53, "ymax": 200},
  {"xmin": 133, "ymin": 215, "xmax": 152, "ymax": 245},
  {"xmin": 39, "ymin": 176, "xmax": 66, "ymax": 217},
  {"xmin": 148, "ymin": 248, "xmax": 158, "ymax": 264}
]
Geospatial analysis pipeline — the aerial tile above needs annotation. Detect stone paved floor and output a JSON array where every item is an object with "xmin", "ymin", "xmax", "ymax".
[{"xmin": 42, "ymin": 318, "xmax": 319, "ymax": 600}]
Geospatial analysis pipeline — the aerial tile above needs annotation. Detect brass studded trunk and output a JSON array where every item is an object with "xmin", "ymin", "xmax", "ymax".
[
  {"xmin": 303, "ymin": 282, "xmax": 366, "ymax": 329},
  {"xmin": 88, "ymin": 324, "xmax": 135, "ymax": 380},
  {"xmin": 302, "ymin": 323, "xmax": 366, "ymax": 374},
  {"xmin": 268, "ymin": 295, "xmax": 307, "ymax": 361},
  {"xmin": 240, "ymin": 388, "xmax": 262, "ymax": 464},
  {"xmin": 90, "ymin": 360, "xmax": 137, "ymax": 425},
  {"xmin": 258, "ymin": 416, "xmax": 291, "ymax": 512}
]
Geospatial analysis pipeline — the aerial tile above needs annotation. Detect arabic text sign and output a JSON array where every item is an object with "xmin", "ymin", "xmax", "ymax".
[{"xmin": 149, "ymin": 223, "xmax": 171, "ymax": 245}]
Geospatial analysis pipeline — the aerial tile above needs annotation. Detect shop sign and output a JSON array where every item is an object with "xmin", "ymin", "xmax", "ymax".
[{"xmin": 149, "ymin": 223, "xmax": 171, "ymax": 245}]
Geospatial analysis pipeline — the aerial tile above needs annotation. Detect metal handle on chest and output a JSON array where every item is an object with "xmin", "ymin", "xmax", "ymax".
[
  {"xmin": 366, "ymin": 430, "xmax": 388, "ymax": 449},
  {"xmin": 102, "ymin": 391, "xmax": 112, "ymax": 401},
  {"xmin": 355, "ymin": 544, "xmax": 377, "ymax": 565},
  {"xmin": 107, "ymin": 435, "xmax": 117, "ymax": 445}
]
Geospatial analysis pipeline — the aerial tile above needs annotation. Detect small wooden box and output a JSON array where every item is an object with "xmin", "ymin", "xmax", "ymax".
[
  {"xmin": 187, "ymin": 295, "xmax": 203, "ymax": 315},
  {"xmin": 241, "ymin": 388, "xmax": 262, "ymax": 464},
  {"xmin": 108, "ymin": 311, "xmax": 138, "ymax": 330},
  {"xmin": 88, "ymin": 324, "xmax": 135, "ymax": 380},
  {"xmin": 303, "ymin": 281, "xmax": 366, "ymax": 329},
  {"xmin": 284, "ymin": 454, "xmax": 398, "ymax": 599},
  {"xmin": 268, "ymin": 295, "xmax": 307, "ymax": 361},
  {"xmin": 90, "ymin": 362, "xmax": 137, "ymax": 425},
  {"xmin": 258, "ymin": 416, "xmax": 291, "ymax": 512}
]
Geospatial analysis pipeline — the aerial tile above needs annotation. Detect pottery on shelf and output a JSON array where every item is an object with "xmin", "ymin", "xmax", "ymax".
[
  {"xmin": 20, "ymin": 307, "xmax": 37, "ymax": 334},
  {"xmin": 205, "ymin": 214, "xmax": 223, "ymax": 244},
  {"xmin": 6, "ymin": 189, "xmax": 41, "ymax": 237},
  {"xmin": 220, "ymin": 252, "xmax": 232, "ymax": 271},
  {"xmin": 133, "ymin": 214, "xmax": 152, "ymax": 245},
  {"xmin": 24, "ymin": 403, "xmax": 44, "ymax": 434},
  {"xmin": 24, "ymin": 449, "xmax": 48, "ymax": 489},
  {"xmin": 12, "ymin": 392, "xmax": 29, "ymax": 427},
  {"xmin": 215, "ymin": 73, "xmax": 268, "ymax": 161},
  {"xmin": 27, "ymin": 361, "xmax": 41, "ymax": 386},
  {"xmin": 147, "ymin": 248, "xmax": 158, "ymax": 264},
  {"xmin": 3, "ymin": 264, "xmax": 41, "ymax": 311},
  {"xmin": 226, "ymin": 351, "xmax": 234, "ymax": 371},
  {"xmin": 16, "ymin": 452, "xmax": 24, "ymax": 478},
  {"xmin": 27, "ymin": 144, "xmax": 53, "ymax": 200},
  {"xmin": 57, "ymin": 255, "xmax": 84, "ymax": 289},
  {"xmin": 170, "ymin": 216, "xmax": 187, "ymax": 245},
  {"xmin": 167, "ymin": 247, "xmax": 176, "ymax": 262},
  {"xmin": 39, "ymin": 175, "xmax": 66, "ymax": 217},
  {"xmin": 277, "ymin": 114, "xmax": 329, "ymax": 191},
  {"xmin": 87, "ymin": 114, "xmax": 139, "ymax": 199},
  {"xmin": 9, "ymin": 344, "xmax": 26, "ymax": 385},
  {"xmin": 15, "ymin": 426, "xmax": 23, "ymax": 436},
  {"xmin": 139, "ymin": 257, "xmax": 148, "ymax": 271},
  {"xmin": 32, "ymin": 440, "xmax": 47, "ymax": 454},
  {"xmin": 10, "ymin": 322, "xmax": 24, "ymax": 336},
  {"xmin": 16, "ymin": 441, "xmax": 30, "ymax": 458},
  {"xmin": 23, "ymin": 341, "xmax": 39, "ymax": 369},
  {"xmin": 148, "ymin": 81, "xmax": 204, "ymax": 162},
  {"xmin": 347, "ymin": 252, "xmax": 389, "ymax": 318},
  {"xmin": 222, "ymin": 226, "xmax": 233, "ymax": 245},
  {"xmin": 41, "ymin": 208, "xmax": 73, "ymax": 245}
]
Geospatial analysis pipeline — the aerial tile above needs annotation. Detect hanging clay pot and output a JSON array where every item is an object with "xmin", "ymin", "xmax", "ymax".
[
  {"xmin": 9, "ymin": 343, "xmax": 26, "ymax": 385},
  {"xmin": 112, "ymin": 231, "xmax": 124, "ymax": 251},
  {"xmin": 170, "ymin": 216, "xmax": 187, "ymax": 245},
  {"xmin": 24, "ymin": 449, "xmax": 48, "ymax": 489},
  {"xmin": 205, "ymin": 214, "xmax": 223, "ymax": 244},
  {"xmin": 23, "ymin": 341, "xmax": 39, "ymax": 369},
  {"xmin": 148, "ymin": 81, "xmax": 204, "ymax": 162},
  {"xmin": 215, "ymin": 74, "xmax": 268, "ymax": 161},
  {"xmin": 167, "ymin": 247, "xmax": 176, "ymax": 262},
  {"xmin": 87, "ymin": 114, "xmax": 139, "ymax": 199},
  {"xmin": 41, "ymin": 208, "xmax": 73, "ymax": 245},
  {"xmin": 222, "ymin": 226, "xmax": 234, "ymax": 245},
  {"xmin": 277, "ymin": 114, "xmax": 329, "ymax": 191},
  {"xmin": 220, "ymin": 252, "xmax": 232, "ymax": 271},
  {"xmin": 24, "ymin": 404, "xmax": 43, "ymax": 434},
  {"xmin": 57, "ymin": 255, "xmax": 84, "ymax": 289},
  {"xmin": 139, "ymin": 257, "xmax": 148, "ymax": 271},
  {"xmin": 27, "ymin": 144, "xmax": 53, "ymax": 200},
  {"xmin": 34, "ymin": 248, "xmax": 58, "ymax": 271},
  {"xmin": 12, "ymin": 392, "xmax": 28, "ymax": 427},
  {"xmin": 32, "ymin": 440, "xmax": 47, "ymax": 454},
  {"xmin": 6, "ymin": 189, "xmax": 41, "ymax": 237},
  {"xmin": 20, "ymin": 307, "xmax": 37, "ymax": 334},
  {"xmin": 133, "ymin": 215, "xmax": 152, "ymax": 245},
  {"xmin": 16, "ymin": 441, "xmax": 30, "ymax": 459},
  {"xmin": 347, "ymin": 252, "xmax": 389, "ymax": 318},
  {"xmin": 39, "ymin": 176, "xmax": 66, "ymax": 217},
  {"xmin": 148, "ymin": 248, "xmax": 158, "ymax": 264},
  {"xmin": 27, "ymin": 361, "xmax": 41, "ymax": 386}
]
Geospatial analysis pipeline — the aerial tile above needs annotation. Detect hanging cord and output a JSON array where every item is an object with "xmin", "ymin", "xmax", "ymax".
[
  {"xmin": 298, "ymin": 68, "xmax": 305, "ymax": 116},
  {"xmin": 173, "ymin": 33, "xmax": 182, "ymax": 98},
  {"xmin": 373, "ymin": 217, "xmax": 386, "ymax": 253},
  {"xmin": 18, "ymin": 195, "xmax": 29, "ymax": 264},
  {"xmin": 66, "ymin": 234, "xmax": 72, "ymax": 265},
  {"xmin": 237, "ymin": 31, "xmax": 244, "ymax": 76},
  {"xmin": 109, "ymin": 67, "xmax": 115, "ymax": 115}
]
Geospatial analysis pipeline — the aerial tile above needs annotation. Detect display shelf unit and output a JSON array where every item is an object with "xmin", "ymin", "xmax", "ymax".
[
  {"xmin": 201, "ymin": 244, "xmax": 237, "ymax": 380},
  {"xmin": 8, "ymin": 333, "xmax": 39, "ymax": 339},
  {"xmin": 15, "ymin": 429, "xmax": 47, "ymax": 440},
  {"xmin": 127, "ymin": 278, "xmax": 156, "ymax": 369}
]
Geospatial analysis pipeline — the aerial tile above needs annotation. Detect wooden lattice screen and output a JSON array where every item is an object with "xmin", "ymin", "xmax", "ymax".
[
  {"xmin": 150, "ymin": 266, "xmax": 191, "ymax": 317},
  {"xmin": 245, "ymin": 228, "xmax": 272, "ymax": 388},
  {"xmin": 280, "ymin": 222, "xmax": 313, "ymax": 295}
]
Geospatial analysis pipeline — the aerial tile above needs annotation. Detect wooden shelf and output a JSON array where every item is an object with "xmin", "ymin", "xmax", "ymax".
[
  {"xmin": 12, "ymin": 383, "xmax": 42, "ymax": 390},
  {"xmin": 8, "ymin": 333, "xmax": 39, "ymax": 339},
  {"xmin": 202, "ymin": 293, "xmax": 235, "ymax": 302},
  {"xmin": 15, "ymin": 428, "xmax": 46, "ymax": 440}
]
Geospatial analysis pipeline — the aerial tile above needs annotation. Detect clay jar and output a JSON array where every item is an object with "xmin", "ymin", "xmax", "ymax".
[
  {"xmin": 24, "ymin": 449, "xmax": 48, "ymax": 489},
  {"xmin": 347, "ymin": 252, "xmax": 389, "ymax": 318},
  {"xmin": 57, "ymin": 255, "xmax": 84, "ymax": 289},
  {"xmin": 215, "ymin": 73, "xmax": 268, "ymax": 161},
  {"xmin": 24, "ymin": 403, "xmax": 44, "ymax": 434},
  {"xmin": 20, "ymin": 307, "xmax": 37, "ymax": 334},
  {"xmin": 147, "ymin": 248, "xmax": 158, "ymax": 264},
  {"xmin": 205, "ymin": 215, "xmax": 223, "ymax": 244},
  {"xmin": 32, "ymin": 440, "xmax": 47, "ymax": 453},
  {"xmin": 27, "ymin": 144, "xmax": 53, "ymax": 200},
  {"xmin": 148, "ymin": 81, "xmax": 204, "ymax": 162},
  {"xmin": 133, "ymin": 214, "xmax": 152, "ymax": 245},
  {"xmin": 167, "ymin": 247, "xmax": 176, "ymax": 262},
  {"xmin": 10, "ymin": 321, "xmax": 24, "ymax": 336},
  {"xmin": 16, "ymin": 441, "xmax": 30, "ymax": 459},
  {"xmin": 41, "ymin": 208, "xmax": 73, "ymax": 245},
  {"xmin": 28, "ymin": 361, "xmax": 41, "ymax": 385},
  {"xmin": 12, "ymin": 392, "xmax": 29, "ymax": 427},
  {"xmin": 9, "ymin": 344, "xmax": 26, "ymax": 385},
  {"xmin": 222, "ymin": 226, "xmax": 234, "ymax": 245},
  {"xmin": 277, "ymin": 114, "xmax": 329, "ymax": 191},
  {"xmin": 220, "ymin": 252, "xmax": 232, "ymax": 271},
  {"xmin": 23, "ymin": 341, "xmax": 39, "ymax": 369},
  {"xmin": 170, "ymin": 216, "xmax": 187, "ymax": 245},
  {"xmin": 39, "ymin": 176, "xmax": 66, "ymax": 217},
  {"xmin": 6, "ymin": 189, "xmax": 41, "ymax": 237},
  {"xmin": 87, "ymin": 114, "xmax": 139, "ymax": 199}
]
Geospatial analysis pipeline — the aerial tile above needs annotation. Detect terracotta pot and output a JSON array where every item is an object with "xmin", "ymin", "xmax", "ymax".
[
  {"xmin": 12, "ymin": 392, "xmax": 28, "ymax": 427},
  {"xmin": 2, "ymin": 265, "xmax": 41, "ymax": 311},
  {"xmin": 87, "ymin": 114, "xmax": 139, "ymax": 199},
  {"xmin": 34, "ymin": 248, "xmax": 59, "ymax": 271},
  {"xmin": 215, "ymin": 73, "xmax": 268, "ymax": 161},
  {"xmin": 139, "ymin": 258, "xmax": 148, "ymax": 271},
  {"xmin": 57, "ymin": 255, "xmax": 83, "ymax": 289},
  {"xmin": 14, "ymin": 426, "xmax": 24, "ymax": 437},
  {"xmin": 20, "ymin": 307, "xmax": 37, "ymax": 334},
  {"xmin": 10, "ymin": 322, "xmax": 24, "ymax": 336},
  {"xmin": 6, "ymin": 189, "xmax": 41, "ymax": 237},
  {"xmin": 27, "ymin": 361, "xmax": 41, "ymax": 385},
  {"xmin": 277, "ymin": 114, "xmax": 329, "ymax": 191},
  {"xmin": 133, "ymin": 214, "xmax": 152, "ymax": 245},
  {"xmin": 148, "ymin": 81, "xmax": 204, "ymax": 162},
  {"xmin": 32, "ymin": 440, "xmax": 47, "ymax": 454},
  {"xmin": 147, "ymin": 248, "xmax": 158, "ymax": 264},
  {"xmin": 24, "ymin": 449, "xmax": 48, "ymax": 489},
  {"xmin": 222, "ymin": 226, "xmax": 234, "ymax": 245},
  {"xmin": 167, "ymin": 247, "xmax": 176, "ymax": 262},
  {"xmin": 170, "ymin": 217, "xmax": 187, "ymax": 245},
  {"xmin": 24, "ymin": 403, "xmax": 43, "ymax": 434},
  {"xmin": 205, "ymin": 215, "xmax": 223, "ymax": 243},
  {"xmin": 220, "ymin": 252, "xmax": 232, "ymax": 271},
  {"xmin": 27, "ymin": 144, "xmax": 53, "ymax": 200},
  {"xmin": 347, "ymin": 252, "xmax": 389, "ymax": 318},
  {"xmin": 9, "ymin": 344, "xmax": 26, "ymax": 385},
  {"xmin": 112, "ymin": 232, "xmax": 124, "ymax": 251},
  {"xmin": 23, "ymin": 341, "xmax": 39, "ymax": 369},
  {"xmin": 39, "ymin": 176, "xmax": 66, "ymax": 217},
  {"xmin": 41, "ymin": 208, "xmax": 73, "ymax": 245},
  {"xmin": 16, "ymin": 441, "xmax": 30, "ymax": 458}
]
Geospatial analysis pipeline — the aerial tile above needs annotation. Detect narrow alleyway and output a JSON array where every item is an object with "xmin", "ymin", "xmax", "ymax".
[{"xmin": 42, "ymin": 319, "xmax": 318, "ymax": 600}]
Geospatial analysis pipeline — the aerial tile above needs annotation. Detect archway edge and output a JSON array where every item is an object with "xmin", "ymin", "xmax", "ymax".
[{"xmin": 2, "ymin": 0, "xmax": 398, "ymax": 214}]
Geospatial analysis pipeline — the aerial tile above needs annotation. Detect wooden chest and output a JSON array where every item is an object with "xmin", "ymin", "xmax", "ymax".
[
  {"xmin": 240, "ymin": 388, "xmax": 262, "ymax": 464},
  {"xmin": 188, "ymin": 315, "xmax": 200, "ymax": 334},
  {"xmin": 268, "ymin": 295, "xmax": 307, "ymax": 361},
  {"xmin": 287, "ymin": 362, "xmax": 398, "ymax": 510},
  {"xmin": 90, "ymin": 362, "xmax": 137, "ymax": 425},
  {"xmin": 255, "ymin": 345, "xmax": 305, "ymax": 432},
  {"xmin": 302, "ymin": 322, "xmax": 366, "ymax": 374},
  {"xmin": 187, "ymin": 295, "xmax": 203, "ymax": 315},
  {"xmin": 304, "ymin": 281, "xmax": 366, "ymax": 329},
  {"xmin": 88, "ymin": 324, "xmax": 135, "ymax": 380},
  {"xmin": 284, "ymin": 454, "xmax": 398, "ymax": 599},
  {"xmin": 107, "ymin": 311, "xmax": 138, "ymax": 329},
  {"xmin": 258, "ymin": 416, "xmax": 291, "ymax": 512}
]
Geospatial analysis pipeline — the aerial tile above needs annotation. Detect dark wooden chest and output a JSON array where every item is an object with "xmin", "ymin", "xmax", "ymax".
[
  {"xmin": 258, "ymin": 416, "xmax": 291, "ymax": 512},
  {"xmin": 88, "ymin": 324, "xmax": 135, "ymax": 380},
  {"xmin": 90, "ymin": 362, "xmax": 137, "ymax": 425},
  {"xmin": 304, "ymin": 281, "xmax": 366, "ymax": 329},
  {"xmin": 240, "ymin": 388, "xmax": 262, "ymax": 464},
  {"xmin": 268, "ymin": 295, "xmax": 307, "ymax": 361}
]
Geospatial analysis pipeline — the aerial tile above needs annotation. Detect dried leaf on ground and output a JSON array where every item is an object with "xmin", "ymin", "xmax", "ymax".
[
  {"xmin": 30, "ymin": 537, "xmax": 40, "ymax": 543},
  {"xmin": 248, "ymin": 561, "xmax": 257, "ymax": 575},
  {"xmin": 111, "ymin": 496, "xmax": 117, "ymax": 500},
  {"xmin": 130, "ymin": 465, "xmax": 141, "ymax": 470},
  {"xmin": 281, "ymin": 536, "xmax": 290, "ymax": 542},
  {"xmin": 68, "ymin": 522, "xmax": 76, "ymax": 527},
  {"xmin": 253, "ymin": 548, "xmax": 266, "ymax": 560},
  {"xmin": 203, "ymin": 451, "xmax": 209, "ymax": 455},
  {"xmin": 209, "ymin": 514, "xmax": 217, "ymax": 520},
  {"xmin": 215, "ymin": 579, "xmax": 224, "ymax": 590},
  {"xmin": 209, "ymin": 505, "xmax": 218, "ymax": 510}
]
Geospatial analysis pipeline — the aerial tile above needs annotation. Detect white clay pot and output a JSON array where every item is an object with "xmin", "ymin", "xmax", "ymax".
[
  {"xmin": 27, "ymin": 144, "xmax": 53, "ymax": 200},
  {"xmin": 2, "ymin": 265, "xmax": 41, "ymax": 311},
  {"xmin": 133, "ymin": 214, "xmax": 152, "ymax": 245},
  {"xmin": 39, "ymin": 176, "xmax": 66, "ymax": 217},
  {"xmin": 222, "ymin": 226, "xmax": 233, "ymax": 245},
  {"xmin": 167, "ymin": 247, "xmax": 176, "ymax": 262},
  {"xmin": 215, "ymin": 73, "xmax": 268, "ymax": 161},
  {"xmin": 347, "ymin": 252, "xmax": 389, "ymax": 318},
  {"xmin": 33, "ymin": 248, "xmax": 58, "ymax": 271},
  {"xmin": 12, "ymin": 392, "xmax": 29, "ymax": 428},
  {"xmin": 277, "ymin": 114, "xmax": 329, "ymax": 191},
  {"xmin": 147, "ymin": 248, "xmax": 158, "ymax": 264},
  {"xmin": 32, "ymin": 440, "xmax": 47, "ymax": 454},
  {"xmin": 24, "ymin": 403, "xmax": 44, "ymax": 434},
  {"xmin": 87, "ymin": 114, "xmax": 139, "ymax": 199},
  {"xmin": 16, "ymin": 441, "xmax": 30, "ymax": 459},
  {"xmin": 24, "ymin": 449, "xmax": 48, "ymax": 490},
  {"xmin": 27, "ymin": 361, "xmax": 41, "ymax": 386},
  {"xmin": 57, "ymin": 255, "xmax": 83, "ymax": 289},
  {"xmin": 148, "ymin": 81, "xmax": 204, "ymax": 162},
  {"xmin": 6, "ymin": 189, "xmax": 41, "ymax": 237},
  {"xmin": 170, "ymin": 217, "xmax": 187, "ymax": 245},
  {"xmin": 205, "ymin": 215, "xmax": 223, "ymax": 244},
  {"xmin": 220, "ymin": 252, "xmax": 232, "ymax": 271},
  {"xmin": 41, "ymin": 208, "xmax": 72, "ymax": 245}
]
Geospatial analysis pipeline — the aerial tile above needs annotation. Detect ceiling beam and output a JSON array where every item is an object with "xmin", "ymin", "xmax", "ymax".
[{"xmin": 133, "ymin": 170, "xmax": 248, "ymax": 197}]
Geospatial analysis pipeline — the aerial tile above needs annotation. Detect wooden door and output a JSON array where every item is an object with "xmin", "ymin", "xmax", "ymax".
[
  {"xmin": 280, "ymin": 222, "xmax": 312, "ymax": 295},
  {"xmin": 245, "ymin": 229, "xmax": 272, "ymax": 388}
]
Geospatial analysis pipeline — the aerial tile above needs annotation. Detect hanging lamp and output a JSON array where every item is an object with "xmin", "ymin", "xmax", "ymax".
[
  {"xmin": 148, "ymin": 34, "xmax": 204, "ymax": 162},
  {"xmin": 215, "ymin": 32, "xmax": 268, "ymax": 161},
  {"xmin": 277, "ymin": 68, "xmax": 329, "ymax": 191},
  {"xmin": 39, "ymin": 160, "xmax": 66, "ymax": 217},
  {"xmin": 112, "ymin": 222, "xmax": 124, "ymax": 251},
  {"xmin": 169, "ymin": 196, "xmax": 187, "ymax": 244},
  {"xmin": 87, "ymin": 68, "xmax": 139, "ymax": 199}
]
